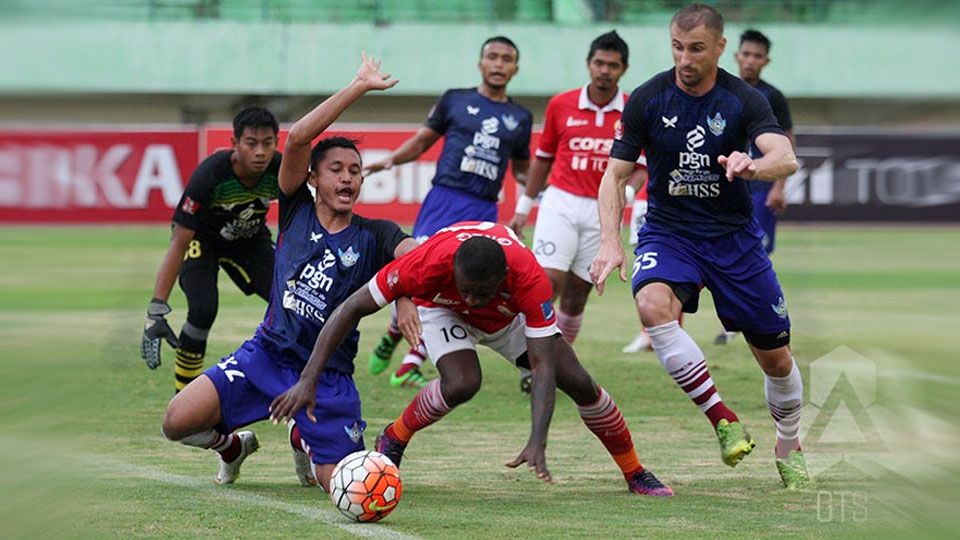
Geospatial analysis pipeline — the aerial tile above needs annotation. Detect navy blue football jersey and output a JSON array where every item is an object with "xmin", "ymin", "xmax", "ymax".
[
  {"xmin": 747, "ymin": 78, "xmax": 793, "ymax": 194},
  {"xmin": 426, "ymin": 88, "xmax": 532, "ymax": 201},
  {"xmin": 256, "ymin": 184, "xmax": 408, "ymax": 374},
  {"xmin": 611, "ymin": 68, "xmax": 784, "ymax": 238}
]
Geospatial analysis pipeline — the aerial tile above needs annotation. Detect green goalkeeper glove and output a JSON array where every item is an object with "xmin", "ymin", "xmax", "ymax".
[{"xmin": 141, "ymin": 298, "xmax": 180, "ymax": 369}]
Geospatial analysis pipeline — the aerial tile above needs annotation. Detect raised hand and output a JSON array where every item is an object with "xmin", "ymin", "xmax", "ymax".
[{"xmin": 356, "ymin": 51, "xmax": 399, "ymax": 92}]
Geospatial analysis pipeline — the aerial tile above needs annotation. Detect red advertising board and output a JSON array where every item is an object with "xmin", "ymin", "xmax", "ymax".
[
  {"xmin": 202, "ymin": 125, "xmax": 529, "ymax": 225},
  {"xmin": 0, "ymin": 128, "xmax": 199, "ymax": 223}
]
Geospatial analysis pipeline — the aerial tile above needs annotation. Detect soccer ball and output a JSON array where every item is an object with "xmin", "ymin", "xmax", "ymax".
[{"xmin": 329, "ymin": 450, "xmax": 403, "ymax": 522}]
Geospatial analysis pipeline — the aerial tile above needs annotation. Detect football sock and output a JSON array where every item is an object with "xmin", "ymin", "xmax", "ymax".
[
  {"xmin": 647, "ymin": 320, "xmax": 738, "ymax": 427},
  {"xmin": 395, "ymin": 344, "xmax": 427, "ymax": 375},
  {"xmin": 765, "ymin": 358, "xmax": 803, "ymax": 459},
  {"xmin": 577, "ymin": 386, "xmax": 644, "ymax": 476},
  {"xmin": 556, "ymin": 309, "xmax": 583, "ymax": 344},
  {"xmin": 386, "ymin": 379, "xmax": 451, "ymax": 443},
  {"xmin": 174, "ymin": 324, "xmax": 208, "ymax": 393},
  {"xmin": 289, "ymin": 423, "xmax": 310, "ymax": 454},
  {"xmin": 179, "ymin": 429, "xmax": 241, "ymax": 462}
]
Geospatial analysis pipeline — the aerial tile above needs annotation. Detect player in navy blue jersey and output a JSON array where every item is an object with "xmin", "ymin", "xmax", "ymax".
[
  {"xmin": 590, "ymin": 4, "xmax": 810, "ymax": 489},
  {"xmin": 715, "ymin": 28, "xmax": 796, "ymax": 345},
  {"xmin": 160, "ymin": 54, "xmax": 419, "ymax": 491},
  {"xmin": 364, "ymin": 36, "xmax": 533, "ymax": 389}
]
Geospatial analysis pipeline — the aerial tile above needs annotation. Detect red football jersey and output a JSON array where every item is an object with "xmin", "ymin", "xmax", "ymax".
[
  {"xmin": 369, "ymin": 222, "xmax": 559, "ymax": 337},
  {"xmin": 536, "ymin": 86, "xmax": 646, "ymax": 199}
]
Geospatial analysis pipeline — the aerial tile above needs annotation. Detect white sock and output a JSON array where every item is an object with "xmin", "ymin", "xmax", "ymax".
[
  {"xmin": 178, "ymin": 429, "xmax": 232, "ymax": 451},
  {"xmin": 764, "ymin": 359, "xmax": 803, "ymax": 444},
  {"xmin": 647, "ymin": 321, "xmax": 723, "ymax": 413},
  {"xmin": 556, "ymin": 309, "xmax": 583, "ymax": 344},
  {"xmin": 400, "ymin": 343, "xmax": 427, "ymax": 368}
]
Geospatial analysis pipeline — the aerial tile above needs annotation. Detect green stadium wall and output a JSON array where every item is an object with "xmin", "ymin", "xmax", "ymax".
[{"xmin": 1, "ymin": 20, "xmax": 957, "ymax": 99}]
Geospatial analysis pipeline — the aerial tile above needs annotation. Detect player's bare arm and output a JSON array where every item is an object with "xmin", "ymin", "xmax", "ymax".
[
  {"xmin": 151, "ymin": 224, "xmax": 195, "ymax": 303},
  {"xmin": 511, "ymin": 158, "xmax": 530, "ymax": 186},
  {"xmin": 270, "ymin": 286, "xmax": 384, "ymax": 424},
  {"xmin": 363, "ymin": 126, "xmax": 442, "ymax": 174},
  {"xmin": 141, "ymin": 224, "xmax": 195, "ymax": 368},
  {"xmin": 505, "ymin": 334, "xmax": 558, "ymax": 483},
  {"xmin": 507, "ymin": 156, "xmax": 552, "ymax": 238},
  {"xmin": 392, "ymin": 238, "xmax": 423, "ymax": 346},
  {"xmin": 280, "ymin": 53, "xmax": 398, "ymax": 195},
  {"xmin": 589, "ymin": 157, "xmax": 636, "ymax": 295},
  {"xmin": 718, "ymin": 132, "xmax": 796, "ymax": 183},
  {"xmin": 765, "ymin": 128, "xmax": 794, "ymax": 212}
]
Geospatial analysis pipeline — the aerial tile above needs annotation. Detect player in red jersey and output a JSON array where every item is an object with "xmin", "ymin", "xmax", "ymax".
[
  {"xmin": 270, "ymin": 221, "xmax": 672, "ymax": 496},
  {"xmin": 508, "ymin": 31, "xmax": 647, "ymax": 390}
]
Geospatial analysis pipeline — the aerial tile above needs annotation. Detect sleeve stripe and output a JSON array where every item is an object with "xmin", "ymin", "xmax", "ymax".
[
  {"xmin": 368, "ymin": 278, "xmax": 389, "ymax": 308},
  {"xmin": 535, "ymin": 149, "xmax": 555, "ymax": 159},
  {"xmin": 524, "ymin": 323, "xmax": 560, "ymax": 339}
]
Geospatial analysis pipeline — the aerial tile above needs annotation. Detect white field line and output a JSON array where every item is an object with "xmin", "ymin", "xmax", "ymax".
[{"xmin": 76, "ymin": 454, "xmax": 420, "ymax": 540}]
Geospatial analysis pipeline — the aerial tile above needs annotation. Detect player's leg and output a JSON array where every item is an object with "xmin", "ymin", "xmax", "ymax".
[
  {"xmin": 633, "ymin": 234, "xmax": 753, "ymax": 467},
  {"xmin": 376, "ymin": 308, "xmax": 481, "ymax": 466},
  {"xmin": 293, "ymin": 370, "xmax": 366, "ymax": 491},
  {"xmin": 174, "ymin": 240, "xmax": 220, "ymax": 393},
  {"xmin": 368, "ymin": 303, "xmax": 403, "ymax": 375},
  {"xmin": 161, "ymin": 342, "xmax": 276, "ymax": 484},
  {"xmin": 221, "ymin": 235, "xmax": 275, "ymax": 302}
]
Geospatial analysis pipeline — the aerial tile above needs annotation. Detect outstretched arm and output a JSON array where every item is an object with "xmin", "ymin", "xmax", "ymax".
[
  {"xmin": 269, "ymin": 286, "xmax": 384, "ymax": 423},
  {"xmin": 507, "ymin": 157, "xmax": 551, "ymax": 239},
  {"xmin": 279, "ymin": 53, "xmax": 399, "ymax": 195},
  {"xmin": 363, "ymin": 127, "xmax": 442, "ymax": 174}
]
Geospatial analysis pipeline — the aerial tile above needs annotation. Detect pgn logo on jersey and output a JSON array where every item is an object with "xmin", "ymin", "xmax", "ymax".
[
  {"xmin": 679, "ymin": 125, "xmax": 711, "ymax": 170},
  {"xmin": 481, "ymin": 116, "xmax": 499, "ymax": 134},
  {"xmin": 685, "ymin": 125, "xmax": 705, "ymax": 152},
  {"xmin": 707, "ymin": 112, "xmax": 726, "ymax": 136},
  {"xmin": 540, "ymin": 300, "xmax": 555, "ymax": 321},
  {"xmin": 299, "ymin": 249, "xmax": 337, "ymax": 292},
  {"xmin": 338, "ymin": 246, "xmax": 360, "ymax": 267}
]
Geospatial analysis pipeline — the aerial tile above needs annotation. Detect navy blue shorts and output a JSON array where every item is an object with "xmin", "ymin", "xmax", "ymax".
[
  {"xmin": 630, "ymin": 223, "xmax": 790, "ymax": 335},
  {"xmin": 412, "ymin": 184, "xmax": 498, "ymax": 240},
  {"xmin": 204, "ymin": 339, "xmax": 366, "ymax": 465},
  {"xmin": 751, "ymin": 191, "xmax": 777, "ymax": 254}
]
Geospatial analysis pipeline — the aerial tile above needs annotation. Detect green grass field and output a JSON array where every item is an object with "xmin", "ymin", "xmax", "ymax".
[{"xmin": 2, "ymin": 225, "xmax": 959, "ymax": 539}]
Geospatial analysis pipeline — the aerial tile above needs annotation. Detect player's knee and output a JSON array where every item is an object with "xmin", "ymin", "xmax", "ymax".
[
  {"xmin": 440, "ymin": 373, "xmax": 481, "ymax": 406},
  {"xmin": 636, "ymin": 290, "xmax": 674, "ymax": 326},
  {"xmin": 558, "ymin": 292, "xmax": 588, "ymax": 315},
  {"xmin": 161, "ymin": 406, "xmax": 188, "ymax": 441},
  {"xmin": 187, "ymin": 303, "xmax": 218, "ymax": 330}
]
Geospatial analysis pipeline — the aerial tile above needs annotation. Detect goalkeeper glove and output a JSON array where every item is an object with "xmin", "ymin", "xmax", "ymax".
[{"xmin": 141, "ymin": 298, "xmax": 180, "ymax": 369}]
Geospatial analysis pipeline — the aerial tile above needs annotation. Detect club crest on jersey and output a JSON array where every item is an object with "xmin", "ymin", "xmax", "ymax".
[
  {"xmin": 338, "ymin": 246, "xmax": 360, "ymax": 267},
  {"xmin": 180, "ymin": 196, "xmax": 199, "ymax": 214},
  {"xmin": 771, "ymin": 296, "xmax": 788, "ymax": 319},
  {"xmin": 502, "ymin": 114, "xmax": 519, "ymax": 131},
  {"xmin": 481, "ymin": 116, "xmax": 500, "ymax": 134},
  {"xmin": 466, "ymin": 105, "xmax": 479, "ymax": 116},
  {"xmin": 540, "ymin": 300, "xmax": 555, "ymax": 321},
  {"xmin": 343, "ymin": 421, "xmax": 365, "ymax": 444},
  {"xmin": 707, "ymin": 112, "xmax": 726, "ymax": 136}
]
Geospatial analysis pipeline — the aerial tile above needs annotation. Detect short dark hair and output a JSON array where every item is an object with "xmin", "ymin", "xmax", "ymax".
[
  {"xmin": 740, "ymin": 29, "xmax": 771, "ymax": 54},
  {"xmin": 588, "ymin": 30, "xmax": 629, "ymax": 67},
  {"xmin": 310, "ymin": 136, "xmax": 361, "ymax": 170},
  {"xmin": 454, "ymin": 236, "xmax": 507, "ymax": 282},
  {"xmin": 671, "ymin": 3, "xmax": 724, "ymax": 35},
  {"xmin": 480, "ymin": 36, "xmax": 519, "ymax": 60},
  {"xmin": 232, "ymin": 107, "xmax": 279, "ymax": 140}
]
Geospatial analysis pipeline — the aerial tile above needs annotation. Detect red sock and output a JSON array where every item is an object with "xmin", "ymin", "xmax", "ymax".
[
  {"xmin": 217, "ymin": 433, "xmax": 241, "ymax": 463},
  {"xmin": 705, "ymin": 401, "xmax": 739, "ymax": 428},
  {"xmin": 386, "ymin": 379, "xmax": 451, "ymax": 443},
  {"xmin": 289, "ymin": 424, "xmax": 309, "ymax": 454},
  {"xmin": 577, "ymin": 387, "xmax": 643, "ymax": 477}
]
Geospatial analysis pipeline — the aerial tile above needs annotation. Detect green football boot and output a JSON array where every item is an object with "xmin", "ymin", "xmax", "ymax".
[
  {"xmin": 368, "ymin": 332, "xmax": 401, "ymax": 375},
  {"xmin": 776, "ymin": 449, "xmax": 812, "ymax": 489},
  {"xmin": 715, "ymin": 419, "xmax": 756, "ymax": 468}
]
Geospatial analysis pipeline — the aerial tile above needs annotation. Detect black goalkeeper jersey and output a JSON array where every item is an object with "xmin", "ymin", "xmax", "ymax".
[{"xmin": 172, "ymin": 150, "xmax": 282, "ymax": 243}]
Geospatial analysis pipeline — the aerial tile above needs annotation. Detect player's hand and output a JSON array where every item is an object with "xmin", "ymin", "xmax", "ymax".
[
  {"xmin": 270, "ymin": 378, "xmax": 317, "ymax": 425},
  {"xmin": 507, "ymin": 213, "xmax": 527, "ymax": 240},
  {"xmin": 718, "ymin": 151, "xmax": 757, "ymax": 181},
  {"xmin": 589, "ymin": 240, "xmax": 627, "ymax": 296},
  {"xmin": 395, "ymin": 297, "xmax": 422, "ymax": 349},
  {"xmin": 363, "ymin": 157, "xmax": 393, "ymax": 175},
  {"xmin": 356, "ymin": 51, "xmax": 399, "ymax": 92},
  {"xmin": 140, "ymin": 299, "xmax": 179, "ymax": 369},
  {"xmin": 766, "ymin": 187, "xmax": 787, "ymax": 213},
  {"xmin": 506, "ymin": 441, "xmax": 553, "ymax": 483}
]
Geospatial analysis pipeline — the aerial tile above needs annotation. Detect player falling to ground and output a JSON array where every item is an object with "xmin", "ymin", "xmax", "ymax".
[
  {"xmin": 589, "ymin": 4, "xmax": 810, "ymax": 489},
  {"xmin": 141, "ymin": 107, "xmax": 281, "ymax": 393},
  {"xmin": 363, "ymin": 36, "xmax": 532, "ymax": 389},
  {"xmin": 161, "ymin": 54, "xmax": 419, "ymax": 490},
  {"xmin": 715, "ymin": 28, "xmax": 796, "ymax": 346},
  {"xmin": 271, "ymin": 222, "xmax": 673, "ymax": 497},
  {"xmin": 508, "ymin": 31, "xmax": 647, "ymax": 383}
]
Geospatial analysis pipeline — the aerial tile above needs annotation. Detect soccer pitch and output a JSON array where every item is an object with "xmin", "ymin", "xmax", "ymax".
[{"xmin": 1, "ymin": 225, "xmax": 958, "ymax": 539}]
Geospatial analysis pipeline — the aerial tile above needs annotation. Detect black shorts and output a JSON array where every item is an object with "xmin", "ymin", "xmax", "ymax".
[{"xmin": 180, "ymin": 233, "xmax": 275, "ymax": 299}]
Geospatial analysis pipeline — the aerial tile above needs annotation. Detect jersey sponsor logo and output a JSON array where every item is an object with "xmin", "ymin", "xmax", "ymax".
[
  {"xmin": 343, "ymin": 421, "xmax": 365, "ymax": 444},
  {"xmin": 502, "ymin": 114, "xmax": 519, "ymax": 131},
  {"xmin": 662, "ymin": 115, "xmax": 678, "ymax": 128},
  {"xmin": 298, "ymin": 249, "xmax": 337, "ymax": 291},
  {"xmin": 673, "ymin": 124, "xmax": 716, "ymax": 196},
  {"xmin": 568, "ymin": 137, "xmax": 614, "ymax": 153},
  {"xmin": 707, "ymin": 112, "xmax": 727, "ymax": 136},
  {"xmin": 459, "ymin": 156, "xmax": 500, "ymax": 181},
  {"xmin": 180, "ymin": 196, "xmax": 199, "ymax": 214},
  {"xmin": 685, "ymin": 125, "xmax": 705, "ymax": 152},
  {"xmin": 431, "ymin": 293, "xmax": 460, "ymax": 306},
  {"xmin": 481, "ymin": 116, "xmax": 500, "ymax": 135},
  {"xmin": 338, "ymin": 246, "xmax": 360, "ymax": 267},
  {"xmin": 466, "ymin": 105, "xmax": 480, "ymax": 116},
  {"xmin": 771, "ymin": 296, "xmax": 788, "ymax": 319},
  {"xmin": 566, "ymin": 116, "xmax": 590, "ymax": 127}
]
